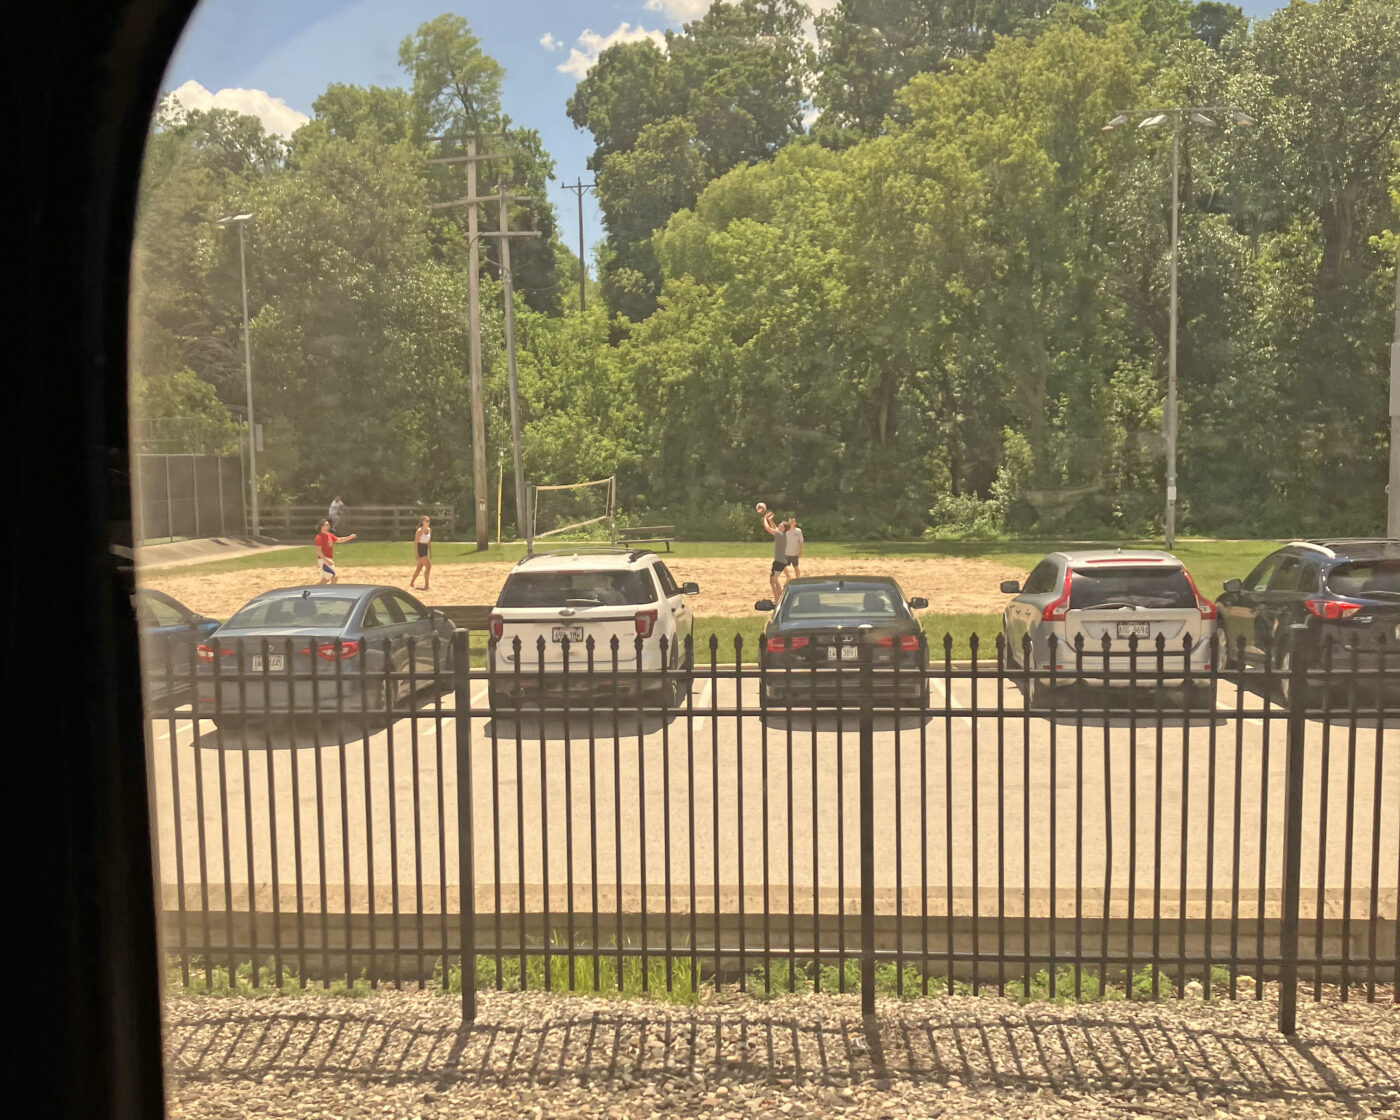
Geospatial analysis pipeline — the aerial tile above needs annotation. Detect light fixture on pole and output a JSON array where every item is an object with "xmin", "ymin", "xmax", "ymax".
[
  {"xmin": 215, "ymin": 212, "xmax": 258, "ymax": 538},
  {"xmin": 1103, "ymin": 106, "xmax": 1253, "ymax": 549}
]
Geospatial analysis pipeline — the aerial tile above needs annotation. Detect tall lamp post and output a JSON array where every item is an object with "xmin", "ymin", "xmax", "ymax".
[
  {"xmin": 216, "ymin": 212, "xmax": 258, "ymax": 538},
  {"xmin": 1104, "ymin": 107, "xmax": 1253, "ymax": 549}
]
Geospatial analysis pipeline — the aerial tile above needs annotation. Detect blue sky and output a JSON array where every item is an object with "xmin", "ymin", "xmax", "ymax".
[{"xmin": 163, "ymin": 0, "xmax": 1286, "ymax": 262}]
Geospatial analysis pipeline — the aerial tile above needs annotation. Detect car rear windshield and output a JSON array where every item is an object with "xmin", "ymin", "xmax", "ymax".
[
  {"xmin": 222, "ymin": 596, "xmax": 357, "ymax": 630},
  {"xmin": 780, "ymin": 586, "xmax": 907, "ymax": 621},
  {"xmin": 1326, "ymin": 560, "xmax": 1400, "ymax": 598},
  {"xmin": 1068, "ymin": 566, "xmax": 1196, "ymax": 610},
  {"xmin": 498, "ymin": 571, "xmax": 657, "ymax": 608}
]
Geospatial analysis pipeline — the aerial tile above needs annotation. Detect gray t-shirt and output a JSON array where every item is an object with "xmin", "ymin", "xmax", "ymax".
[{"xmin": 772, "ymin": 528, "xmax": 787, "ymax": 562}]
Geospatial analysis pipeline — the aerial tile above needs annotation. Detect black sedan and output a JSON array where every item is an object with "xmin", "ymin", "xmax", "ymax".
[
  {"xmin": 136, "ymin": 588, "xmax": 221, "ymax": 706},
  {"xmin": 195, "ymin": 585, "xmax": 455, "ymax": 726},
  {"xmin": 755, "ymin": 576, "xmax": 930, "ymax": 708}
]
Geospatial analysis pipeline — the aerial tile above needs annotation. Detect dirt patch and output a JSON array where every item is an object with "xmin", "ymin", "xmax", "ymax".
[{"xmin": 140, "ymin": 553, "xmax": 1025, "ymax": 620}]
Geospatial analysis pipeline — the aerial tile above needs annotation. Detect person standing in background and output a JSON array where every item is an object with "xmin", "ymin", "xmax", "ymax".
[
  {"xmin": 328, "ymin": 496, "xmax": 347, "ymax": 533},
  {"xmin": 784, "ymin": 514, "xmax": 803, "ymax": 578}
]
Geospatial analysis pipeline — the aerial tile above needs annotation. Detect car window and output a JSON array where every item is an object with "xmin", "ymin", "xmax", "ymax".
[
  {"xmin": 653, "ymin": 561, "xmax": 681, "ymax": 597},
  {"xmin": 1068, "ymin": 567, "xmax": 1195, "ymax": 609},
  {"xmin": 497, "ymin": 570, "xmax": 658, "ymax": 607},
  {"xmin": 142, "ymin": 595, "xmax": 186, "ymax": 628},
  {"xmin": 363, "ymin": 596, "xmax": 390, "ymax": 629},
  {"xmin": 1022, "ymin": 561, "xmax": 1059, "ymax": 595},
  {"xmin": 1296, "ymin": 560, "xmax": 1321, "ymax": 593},
  {"xmin": 222, "ymin": 596, "xmax": 356, "ymax": 629},
  {"xmin": 389, "ymin": 592, "xmax": 423, "ymax": 622},
  {"xmin": 1327, "ymin": 559, "xmax": 1400, "ymax": 597},
  {"xmin": 1242, "ymin": 555, "xmax": 1280, "ymax": 592},
  {"xmin": 1268, "ymin": 556, "xmax": 1304, "ymax": 592},
  {"xmin": 780, "ymin": 586, "xmax": 907, "ymax": 620}
]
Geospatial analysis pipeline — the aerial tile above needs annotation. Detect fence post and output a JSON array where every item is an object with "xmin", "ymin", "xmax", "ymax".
[
  {"xmin": 859, "ymin": 640, "xmax": 875, "ymax": 1017},
  {"xmin": 1279, "ymin": 622, "xmax": 1309, "ymax": 1035},
  {"xmin": 453, "ymin": 628, "xmax": 476, "ymax": 1020}
]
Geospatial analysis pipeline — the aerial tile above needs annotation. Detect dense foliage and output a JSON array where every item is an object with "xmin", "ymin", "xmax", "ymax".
[{"xmin": 132, "ymin": 1, "xmax": 1400, "ymax": 540}]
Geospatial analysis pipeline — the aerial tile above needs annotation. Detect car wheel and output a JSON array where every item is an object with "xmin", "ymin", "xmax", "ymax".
[
  {"xmin": 488, "ymin": 683, "xmax": 515, "ymax": 713},
  {"xmin": 1190, "ymin": 680, "xmax": 1217, "ymax": 712},
  {"xmin": 1275, "ymin": 651, "xmax": 1312, "ymax": 709},
  {"xmin": 1025, "ymin": 675, "xmax": 1053, "ymax": 711},
  {"xmin": 1003, "ymin": 630, "xmax": 1018, "ymax": 669}
]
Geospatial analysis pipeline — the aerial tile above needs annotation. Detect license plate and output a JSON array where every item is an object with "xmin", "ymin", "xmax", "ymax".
[
  {"xmin": 251, "ymin": 654, "xmax": 285, "ymax": 672},
  {"xmin": 826, "ymin": 646, "xmax": 859, "ymax": 661},
  {"xmin": 552, "ymin": 626, "xmax": 584, "ymax": 643},
  {"xmin": 1116, "ymin": 622, "xmax": 1151, "ymax": 639}
]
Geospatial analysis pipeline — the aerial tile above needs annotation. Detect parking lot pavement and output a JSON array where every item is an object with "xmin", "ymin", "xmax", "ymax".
[{"xmin": 145, "ymin": 675, "xmax": 1399, "ymax": 928}]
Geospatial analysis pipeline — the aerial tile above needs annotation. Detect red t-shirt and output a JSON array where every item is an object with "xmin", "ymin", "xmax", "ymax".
[{"xmin": 315, "ymin": 532, "xmax": 335, "ymax": 559}]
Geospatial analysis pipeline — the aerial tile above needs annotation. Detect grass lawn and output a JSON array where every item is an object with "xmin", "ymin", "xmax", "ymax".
[{"xmin": 149, "ymin": 536, "xmax": 1280, "ymax": 592}]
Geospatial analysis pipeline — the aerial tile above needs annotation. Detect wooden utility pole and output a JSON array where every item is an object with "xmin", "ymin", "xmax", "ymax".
[
  {"xmin": 428, "ymin": 134, "xmax": 503, "ymax": 551},
  {"xmin": 480, "ymin": 182, "xmax": 541, "ymax": 552},
  {"xmin": 561, "ymin": 178, "xmax": 596, "ymax": 312}
]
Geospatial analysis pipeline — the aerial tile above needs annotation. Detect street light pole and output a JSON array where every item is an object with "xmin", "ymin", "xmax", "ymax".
[
  {"xmin": 217, "ymin": 212, "xmax": 258, "ymax": 538},
  {"xmin": 1388, "ymin": 246, "xmax": 1400, "ymax": 538},
  {"xmin": 1103, "ymin": 107, "xmax": 1253, "ymax": 550}
]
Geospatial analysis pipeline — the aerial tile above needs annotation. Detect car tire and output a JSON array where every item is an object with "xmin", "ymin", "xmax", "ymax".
[
  {"xmin": 488, "ymin": 683, "xmax": 515, "ymax": 714},
  {"xmin": 1026, "ymin": 675, "xmax": 1053, "ymax": 711},
  {"xmin": 1003, "ymin": 630, "xmax": 1018, "ymax": 669},
  {"xmin": 1190, "ymin": 680, "xmax": 1218, "ymax": 712}
]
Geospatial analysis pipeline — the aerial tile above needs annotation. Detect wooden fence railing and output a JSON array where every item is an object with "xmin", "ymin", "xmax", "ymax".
[{"xmin": 260, "ymin": 504, "xmax": 454, "ymax": 541}]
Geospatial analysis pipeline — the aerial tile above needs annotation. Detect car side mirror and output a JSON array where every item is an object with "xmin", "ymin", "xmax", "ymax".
[
  {"xmin": 1000, "ymin": 580, "xmax": 1022, "ymax": 595},
  {"xmin": 1222, "ymin": 579, "xmax": 1242, "ymax": 594},
  {"xmin": 907, "ymin": 597, "xmax": 928, "ymax": 610},
  {"xmin": 755, "ymin": 599, "xmax": 775, "ymax": 612},
  {"xmin": 430, "ymin": 608, "xmax": 445, "ymax": 620},
  {"xmin": 682, "ymin": 582, "xmax": 699, "ymax": 595}
]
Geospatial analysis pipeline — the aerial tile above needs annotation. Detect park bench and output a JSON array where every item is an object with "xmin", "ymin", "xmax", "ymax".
[
  {"xmin": 435, "ymin": 604, "xmax": 494, "ymax": 632},
  {"xmin": 616, "ymin": 525, "xmax": 676, "ymax": 552}
]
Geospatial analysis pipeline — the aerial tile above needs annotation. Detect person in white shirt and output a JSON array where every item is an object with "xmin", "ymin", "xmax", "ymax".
[
  {"xmin": 409, "ymin": 515, "xmax": 432, "ymax": 591},
  {"xmin": 328, "ymin": 496, "xmax": 347, "ymax": 533},
  {"xmin": 784, "ymin": 514, "xmax": 803, "ymax": 578}
]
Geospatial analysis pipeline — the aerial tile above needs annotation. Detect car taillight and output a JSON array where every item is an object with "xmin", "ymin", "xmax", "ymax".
[
  {"xmin": 768, "ymin": 636, "xmax": 810, "ymax": 653},
  {"xmin": 790, "ymin": 636, "xmax": 810, "ymax": 649},
  {"xmin": 196, "ymin": 644, "xmax": 235, "ymax": 664},
  {"xmin": 1304, "ymin": 598, "xmax": 1363, "ymax": 621},
  {"xmin": 489, "ymin": 612, "xmax": 504, "ymax": 640},
  {"xmin": 1181, "ymin": 569, "xmax": 1218, "ymax": 620},
  {"xmin": 766, "ymin": 637, "xmax": 785, "ymax": 652},
  {"xmin": 877, "ymin": 635, "xmax": 920, "ymax": 650},
  {"xmin": 634, "ymin": 610, "xmax": 658, "ymax": 638},
  {"xmin": 298, "ymin": 641, "xmax": 360, "ymax": 660},
  {"xmin": 1043, "ymin": 569, "xmax": 1073, "ymax": 622}
]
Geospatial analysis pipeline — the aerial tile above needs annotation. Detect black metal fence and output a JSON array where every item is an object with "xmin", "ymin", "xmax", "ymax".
[{"xmin": 142, "ymin": 628, "xmax": 1398, "ymax": 1034}]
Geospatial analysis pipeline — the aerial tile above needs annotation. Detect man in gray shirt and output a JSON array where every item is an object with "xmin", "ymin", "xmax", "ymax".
[{"xmin": 763, "ymin": 510, "xmax": 788, "ymax": 602}]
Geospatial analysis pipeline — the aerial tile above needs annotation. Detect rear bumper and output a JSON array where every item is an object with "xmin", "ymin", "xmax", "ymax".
[
  {"xmin": 196, "ymin": 677, "xmax": 385, "ymax": 716},
  {"xmin": 761, "ymin": 667, "xmax": 927, "ymax": 704}
]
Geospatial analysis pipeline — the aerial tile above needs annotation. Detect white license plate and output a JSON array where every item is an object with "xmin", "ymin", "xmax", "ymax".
[
  {"xmin": 826, "ymin": 646, "xmax": 859, "ymax": 661},
  {"xmin": 1116, "ymin": 622, "xmax": 1151, "ymax": 639},
  {"xmin": 251, "ymin": 654, "xmax": 285, "ymax": 672},
  {"xmin": 552, "ymin": 626, "xmax": 584, "ymax": 643}
]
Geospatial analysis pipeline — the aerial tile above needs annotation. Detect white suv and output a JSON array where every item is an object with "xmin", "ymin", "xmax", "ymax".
[{"xmin": 488, "ymin": 549, "xmax": 699, "ymax": 710}]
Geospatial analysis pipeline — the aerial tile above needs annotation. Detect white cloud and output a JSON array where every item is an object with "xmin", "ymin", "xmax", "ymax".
[
  {"xmin": 643, "ymin": 0, "xmax": 711, "ymax": 19},
  {"xmin": 540, "ymin": 32, "xmax": 562, "ymax": 51},
  {"xmin": 557, "ymin": 23, "xmax": 667, "ymax": 79},
  {"xmin": 163, "ymin": 80, "xmax": 309, "ymax": 138}
]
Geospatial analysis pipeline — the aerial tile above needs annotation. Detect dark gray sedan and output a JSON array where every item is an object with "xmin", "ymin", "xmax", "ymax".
[{"xmin": 195, "ymin": 585, "xmax": 455, "ymax": 726}]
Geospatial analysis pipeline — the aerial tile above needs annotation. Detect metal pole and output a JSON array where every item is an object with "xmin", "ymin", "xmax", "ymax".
[
  {"xmin": 238, "ymin": 221, "xmax": 259, "ymax": 538},
  {"xmin": 1166, "ymin": 113, "xmax": 1180, "ymax": 551},
  {"xmin": 859, "ymin": 642, "xmax": 875, "ymax": 1017},
  {"xmin": 1278, "ymin": 623, "xmax": 1309, "ymax": 1035},
  {"xmin": 498, "ymin": 182, "xmax": 529, "ymax": 552},
  {"xmin": 497, "ymin": 452, "xmax": 504, "ymax": 544},
  {"xmin": 466, "ymin": 136, "xmax": 489, "ymax": 551},
  {"xmin": 1388, "ymin": 248, "xmax": 1400, "ymax": 537},
  {"xmin": 577, "ymin": 181, "xmax": 586, "ymax": 312}
]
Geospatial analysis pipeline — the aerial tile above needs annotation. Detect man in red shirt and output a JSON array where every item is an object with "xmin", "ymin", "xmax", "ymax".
[{"xmin": 314, "ymin": 518, "xmax": 356, "ymax": 584}]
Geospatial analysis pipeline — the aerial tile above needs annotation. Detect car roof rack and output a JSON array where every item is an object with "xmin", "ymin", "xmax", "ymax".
[
  {"xmin": 515, "ymin": 546, "xmax": 652, "ymax": 566},
  {"xmin": 1289, "ymin": 540, "xmax": 1337, "ymax": 558}
]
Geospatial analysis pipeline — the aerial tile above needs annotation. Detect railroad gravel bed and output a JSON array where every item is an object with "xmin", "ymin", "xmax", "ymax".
[{"xmin": 163, "ymin": 988, "xmax": 1400, "ymax": 1118}]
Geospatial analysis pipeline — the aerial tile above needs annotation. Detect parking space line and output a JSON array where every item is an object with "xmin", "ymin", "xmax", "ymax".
[
  {"xmin": 929, "ymin": 678, "xmax": 977, "ymax": 730},
  {"xmin": 693, "ymin": 679, "xmax": 713, "ymax": 731}
]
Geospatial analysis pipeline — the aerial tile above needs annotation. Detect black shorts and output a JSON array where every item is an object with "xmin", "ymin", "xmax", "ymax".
[
  {"xmin": 416, "ymin": 543, "xmax": 429, "ymax": 558},
  {"xmin": 785, "ymin": 556, "xmax": 800, "ymax": 566},
  {"xmin": 771, "ymin": 560, "xmax": 787, "ymax": 574}
]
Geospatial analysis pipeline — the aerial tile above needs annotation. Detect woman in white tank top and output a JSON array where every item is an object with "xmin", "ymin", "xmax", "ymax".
[{"xmin": 410, "ymin": 515, "xmax": 432, "ymax": 591}]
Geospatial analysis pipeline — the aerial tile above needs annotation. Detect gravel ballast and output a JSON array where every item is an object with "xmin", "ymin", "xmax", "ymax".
[{"xmin": 162, "ymin": 988, "xmax": 1400, "ymax": 1118}]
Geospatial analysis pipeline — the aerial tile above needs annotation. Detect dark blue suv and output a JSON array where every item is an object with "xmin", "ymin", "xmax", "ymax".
[{"xmin": 1216, "ymin": 539, "xmax": 1400, "ymax": 698}]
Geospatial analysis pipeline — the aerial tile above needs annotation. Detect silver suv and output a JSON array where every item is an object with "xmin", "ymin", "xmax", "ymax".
[
  {"xmin": 1000, "ymin": 549, "xmax": 1217, "ymax": 705},
  {"xmin": 488, "ymin": 548, "xmax": 698, "ymax": 710}
]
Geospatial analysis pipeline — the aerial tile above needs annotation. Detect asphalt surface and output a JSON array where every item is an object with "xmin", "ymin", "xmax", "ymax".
[{"xmin": 146, "ymin": 674, "xmax": 1399, "ymax": 932}]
